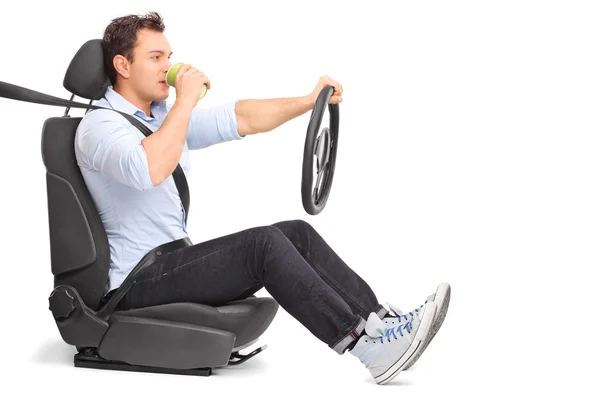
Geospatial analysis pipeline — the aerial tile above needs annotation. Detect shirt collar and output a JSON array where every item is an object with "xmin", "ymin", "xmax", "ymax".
[{"xmin": 103, "ymin": 86, "xmax": 166, "ymax": 119}]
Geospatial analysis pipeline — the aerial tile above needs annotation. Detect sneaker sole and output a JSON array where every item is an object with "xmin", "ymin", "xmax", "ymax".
[
  {"xmin": 374, "ymin": 297, "xmax": 437, "ymax": 385},
  {"xmin": 402, "ymin": 282, "xmax": 451, "ymax": 371}
]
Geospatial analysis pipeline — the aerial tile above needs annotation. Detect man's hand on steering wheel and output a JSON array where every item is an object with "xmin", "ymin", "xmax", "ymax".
[{"xmin": 309, "ymin": 75, "xmax": 343, "ymax": 105}]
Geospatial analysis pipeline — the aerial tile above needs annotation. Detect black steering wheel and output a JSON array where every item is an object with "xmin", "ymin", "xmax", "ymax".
[{"xmin": 302, "ymin": 86, "xmax": 340, "ymax": 215}]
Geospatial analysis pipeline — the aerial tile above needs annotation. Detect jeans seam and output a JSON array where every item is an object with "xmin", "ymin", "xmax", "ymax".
[
  {"xmin": 301, "ymin": 248, "xmax": 373, "ymax": 316},
  {"xmin": 330, "ymin": 315, "xmax": 364, "ymax": 349},
  {"xmin": 134, "ymin": 240, "xmax": 254, "ymax": 285}
]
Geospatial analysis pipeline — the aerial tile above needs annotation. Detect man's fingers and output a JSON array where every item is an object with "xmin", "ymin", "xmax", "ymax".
[
  {"xmin": 178, "ymin": 64, "xmax": 193, "ymax": 75},
  {"xmin": 334, "ymin": 82, "xmax": 342, "ymax": 95},
  {"xmin": 315, "ymin": 75, "xmax": 343, "ymax": 103},
  {"xmin": 184, "ymin": 68, "xmax": 211, "ymax": 88},
  {"xmin": 186, "ymin": 67, "xmax": 201, "ymax": 75},
  {"xmin": 324, "ymin": 77, "xmax": 342, "ymax": 95}
]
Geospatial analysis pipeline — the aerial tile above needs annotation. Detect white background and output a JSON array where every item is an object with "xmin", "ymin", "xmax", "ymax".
[{"xmin": 1, "ymin": 0, "xmax": 598, "ymax": 398}]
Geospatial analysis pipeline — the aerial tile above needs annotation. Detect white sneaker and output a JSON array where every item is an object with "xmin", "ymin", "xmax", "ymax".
[
  {"xmin": 383, "ymin": 283, "xmax": 450, "ymax": 339},
  {"xmin": 350, "ymin": 300, "xmax": 437, "ymax": 385},
  {"xmin": 402, "ymin": 283, "xmax": 451, "ymax": 370}
]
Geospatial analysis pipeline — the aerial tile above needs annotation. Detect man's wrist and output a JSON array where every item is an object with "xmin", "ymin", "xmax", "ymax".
[
  {"xmin": 173, "ymin": 98, "xmax": 196, "ymax": 113},
  {"xmin": 303, "ymin": 93, "xmax": 316, "ymax": 108}
]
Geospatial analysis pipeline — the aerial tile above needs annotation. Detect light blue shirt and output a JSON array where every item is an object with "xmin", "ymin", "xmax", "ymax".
[{"xmin": 74, "ymin": 86, "xmax": 244, "ymax": 295}]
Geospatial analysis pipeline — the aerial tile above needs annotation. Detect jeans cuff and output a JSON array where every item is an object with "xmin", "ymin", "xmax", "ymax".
[
  {"xmin": 330, "ymin": 316, "xmax": 367, "ymax": 355},
  {"xmin": 375, "ymin": 304, "xmax": 388, "ymax": 319}
]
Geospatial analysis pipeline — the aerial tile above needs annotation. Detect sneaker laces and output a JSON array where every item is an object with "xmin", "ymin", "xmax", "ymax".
[
  {"xmin": 380, "ymin": 320, "xmax": 413, "ymax": 343},
  {"xmin": 386, "ymin": 300, "xmax": 427, "ymax": 322},
  {"xmin": 364, "ymin": 312, "xmax": 414, "ymax": 344}
]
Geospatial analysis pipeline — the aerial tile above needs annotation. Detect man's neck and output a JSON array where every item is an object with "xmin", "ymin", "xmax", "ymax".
[{"xmin": 113, "ymin": 84, "xmax": 152, "ymax": 117}]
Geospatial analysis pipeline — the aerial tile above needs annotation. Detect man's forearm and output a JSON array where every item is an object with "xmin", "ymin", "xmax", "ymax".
[
  {"xmin": 142, "ymin": 100, "xmax": 194, "ymax": 186},
  {"xmin": 235, "ymin": 95, "xmax": 314, "ymax": 135}
]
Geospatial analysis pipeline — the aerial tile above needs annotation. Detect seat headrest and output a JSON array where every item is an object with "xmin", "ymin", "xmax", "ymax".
[{"xmin": 63, "ymin": 39, "xmax": 109, "ymax": 100}]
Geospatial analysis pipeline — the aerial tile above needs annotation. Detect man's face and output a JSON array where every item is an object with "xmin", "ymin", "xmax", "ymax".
[{"xmin": 128, "ymin": 28, "xmax": 173, "ymax": 102}]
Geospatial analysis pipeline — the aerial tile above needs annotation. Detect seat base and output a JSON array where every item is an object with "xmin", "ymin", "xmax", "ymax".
[
  {"xmin": 73, "ymin": 344, "xmax": 269, "ymax": 376},
  {"xmin": 74, "ymin": 348, "xmax": 212, "ymax": 376}
]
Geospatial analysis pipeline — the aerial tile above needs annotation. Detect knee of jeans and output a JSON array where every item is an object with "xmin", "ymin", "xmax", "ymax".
[
  {"xmin": 253, "ymin": 225, "xmax": 287, "ymax": 248},
  {"xmin": 274, "ymin": 219, "xmax": 314, "ymax": 235},
  {"xmin": 294, "ymin": 219, "xmax": 313, "ymax": 231}
]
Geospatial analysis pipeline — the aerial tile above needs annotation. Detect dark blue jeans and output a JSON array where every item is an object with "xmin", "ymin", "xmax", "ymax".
[{"xmin": 115, "ymin": 219, "xmax": 388, "ymax": 354}]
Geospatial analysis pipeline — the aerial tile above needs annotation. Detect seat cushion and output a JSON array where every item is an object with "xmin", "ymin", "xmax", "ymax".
[{"xmin": 112, "ymin": 297, "xmax": 278, "ymax": 348}]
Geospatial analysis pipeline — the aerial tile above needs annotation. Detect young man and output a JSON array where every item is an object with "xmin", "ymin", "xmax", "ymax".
[{"xmin": 74, "ymin": 11, "xmax": 451, "ymax": 385}]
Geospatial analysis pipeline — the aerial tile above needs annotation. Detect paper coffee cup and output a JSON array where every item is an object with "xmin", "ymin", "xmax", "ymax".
[{"xmin": 166, "ymin": 63, "xmax": 208, "ymax": 100}]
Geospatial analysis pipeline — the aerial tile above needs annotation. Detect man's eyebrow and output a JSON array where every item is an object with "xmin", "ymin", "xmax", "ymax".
[{"xmin": 148, "ymin": 50, "xmax": 173, "ymax": 56}]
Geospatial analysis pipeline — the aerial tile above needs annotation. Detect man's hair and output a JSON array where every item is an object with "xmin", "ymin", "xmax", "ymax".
[{"xmin": 101, "ymin": 11, "xmax": 165, "ymax": 86}]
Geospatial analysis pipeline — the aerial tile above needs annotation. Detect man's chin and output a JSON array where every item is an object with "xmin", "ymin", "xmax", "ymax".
[{"xmin": 153, "ymin": 91, "xmax": 170, "ymax": 102}]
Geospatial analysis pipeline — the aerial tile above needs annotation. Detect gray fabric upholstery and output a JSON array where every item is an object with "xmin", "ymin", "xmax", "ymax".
[
  {"xmin": 112, "ymin": 297, "xmax": 278, "ymax": 348},
  {"xmin": 63, "ymin": 39, "xmax": 108, "ymax": 100}
]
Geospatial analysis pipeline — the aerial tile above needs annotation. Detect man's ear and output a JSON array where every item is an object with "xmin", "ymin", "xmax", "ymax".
[{"xmin": 113, "ymin": 55, "xmax": 131, "ymax": 80}]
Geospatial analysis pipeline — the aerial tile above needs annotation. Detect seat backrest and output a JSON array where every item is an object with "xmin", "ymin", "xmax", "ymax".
[
  {"xmin": 42, "ymin": 115, "xmax": 111, "ymax": 310},
  {"xmin": 42, "ymin": 38, "xmax": 112, "ymax": 310}
]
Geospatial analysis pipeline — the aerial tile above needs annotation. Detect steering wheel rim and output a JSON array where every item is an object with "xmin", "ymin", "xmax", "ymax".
[{"xmin": 302, "ymin": 86, "xmax": 340, "ymax": 215}]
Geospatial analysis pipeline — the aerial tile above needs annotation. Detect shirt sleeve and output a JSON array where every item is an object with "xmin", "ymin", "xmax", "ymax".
[
  {"xmin": 75, "ymin": 110, "xmax": 156, "ymax": 191},
  {"xmin": 170, "ymin": 99, "xmax": 245, "ymax": 150}
]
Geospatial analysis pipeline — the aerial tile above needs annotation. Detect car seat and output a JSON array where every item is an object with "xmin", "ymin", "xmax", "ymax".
[{"xmin": 30, "ymin": 39, "xmax": 279, "ymax": 376}]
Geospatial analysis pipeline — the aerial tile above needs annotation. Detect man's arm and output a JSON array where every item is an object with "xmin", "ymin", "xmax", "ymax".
[
  {"xmin": 142, "ymin": 100, "xmax": 195, "ymax": 186},
  {"xmin": 234, "ymin": 95, "xmax": 314, "ymax": 136},
  {"xmin": 75, "ymin": 110, "xmax": 162, "ymax": 192},
  {"xmin": 143, "ymin": 64, "xmax": 210, "ymax": 186},
  {"xmin": 184, "ymin": 100, "xmax": 244, "ymax": 150},
  {"xmin": 234, "ymin": 75, "xmax": 344, "ymax": 136}
]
